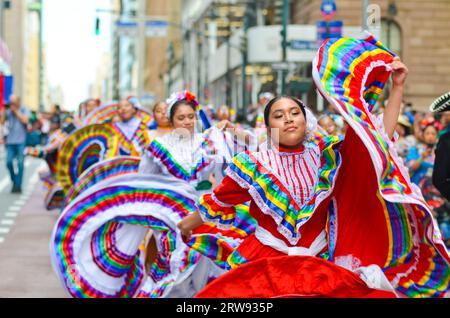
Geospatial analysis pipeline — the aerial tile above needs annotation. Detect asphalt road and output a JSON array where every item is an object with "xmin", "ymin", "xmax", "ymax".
[{"xmin": 0, "ymin": 145, "xmax": 67, "ymax": 297}]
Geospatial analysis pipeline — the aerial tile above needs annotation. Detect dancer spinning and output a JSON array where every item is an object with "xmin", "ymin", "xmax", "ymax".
[
  {"xmin": 179, "ymin": 34, "xmax": 450, "ymax": 298},
  {"xmin": 50, "ymin": 90, "xmax": 254, "ymax": 298},
  {"xmin": 25, "ymin": 115, "xmax": 71, "ymax": 210},
  {"xmin": 111, "ymin": 96, "xmax": 152, "ymax": 156}
]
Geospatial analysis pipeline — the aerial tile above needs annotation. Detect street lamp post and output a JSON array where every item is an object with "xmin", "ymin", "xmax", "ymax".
[
  {"xmin": 241, "ymin": 9, "xmax": 249, "ymax": 117},
  {"xmin": 280, "ymin": 0, "xmax": 289, "ymax": 95},
  {"xmin": 225, "ymin": 4, "xmax": 232, "ymax": 107},
  {"xmin": 166, "ymin": 41, "xmax": 174, "ymax": 96},
  {"xmin": 362, "ymin": 0, "xmax": 369, "ymax": 31}
]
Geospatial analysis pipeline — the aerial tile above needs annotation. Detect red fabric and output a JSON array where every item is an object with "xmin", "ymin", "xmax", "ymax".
[
  {"xmin": 212, "ymin": 175, "xmax": 328, "ymax": 251},
  {"xmin": 331, "ymin": 128, "xmax": 389, "ymax": 267},
  {"xmin": 195, "ymin": 256, "xmax": 396, "ymax": 298},
  {"xmin": 211, "ymin": 175, "xmax": 251, "ymax": 205}
]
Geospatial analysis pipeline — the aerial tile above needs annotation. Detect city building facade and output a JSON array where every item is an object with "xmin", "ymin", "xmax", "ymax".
[
  {"xmin": 109, "ymin": 0, "xmax": 182, "ymax": 108},
  {"xmin": 2, "ymin": 0, "xmax": 47, "ymax": 111},
  {"xmin": 175, "ymin": 0, "xmax": 450, "ymax": 114}
]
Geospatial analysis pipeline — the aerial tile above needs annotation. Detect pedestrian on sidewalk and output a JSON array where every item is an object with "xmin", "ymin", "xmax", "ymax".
[{"xmin": 0, "ymin": 95, "xmax": 30, "ymax": 193}]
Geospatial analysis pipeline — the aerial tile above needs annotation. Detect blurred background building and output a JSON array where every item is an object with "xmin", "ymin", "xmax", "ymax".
[
  {"xmin": 1, "ymin": 0, "xmax": 49, "ymax": 112},
  {"xmin": 103, "ymin": 0, "xmax": 182, "ymax": 108},
  {"xmin": 172, "ymin": 0, "xmax": 450, "ymax": 115},
  {"xmin": 2, "ymin": 0, "xmax": 450, "ymax": 113}
]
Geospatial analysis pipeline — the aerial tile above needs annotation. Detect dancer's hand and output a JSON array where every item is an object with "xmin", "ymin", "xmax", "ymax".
[
  {"xmin": 391, "ymin": 57, "xmax": 409, "ymax": 87},
  {"xmin": 216, "ymin": 120, "xmax": 233, "ymax": 131},
  {"xmin": 177, "ymin": 211, "xmax": 204, "ymax": 240},
  {"xmin": 178, "ymin": 225, "xmax": 192, "ymax": 241}
]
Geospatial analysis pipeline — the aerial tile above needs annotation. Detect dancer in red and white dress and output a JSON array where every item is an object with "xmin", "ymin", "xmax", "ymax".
[{"xmin": 179, "ymin": 43, "xmax": 450, "ymax": 298}]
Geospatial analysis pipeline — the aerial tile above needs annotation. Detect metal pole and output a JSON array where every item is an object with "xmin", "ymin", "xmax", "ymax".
[
  {"xmin": 281, "ymin": 0, "xmax": 289, "ymax": 95},
  {"xmin": 38, "ymin": 0, "xmax": 44, "ymax": 112},
  {"xmin": 362, "ymin": 0, "xmax": 369, "ymax": 31},
  {"xmin": 241, "ymin": 8, "xmax": 249, "ymax": 119},
  {"xmin": 136, "ymin": 0, "xmax": 146, "ymax": 100},
  {"xmin": 225, "ymin": 5, "xmax": 231, "ymax": 106}
]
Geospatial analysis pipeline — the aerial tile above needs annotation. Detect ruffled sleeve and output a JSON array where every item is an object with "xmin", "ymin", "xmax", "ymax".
[
  {"xmin": 138, "ymin": 140, "xmax": 163, "ymax": 175},
  {"xmin": 198, "ymin": 175, "xmax": 252, "ymax": 229}
]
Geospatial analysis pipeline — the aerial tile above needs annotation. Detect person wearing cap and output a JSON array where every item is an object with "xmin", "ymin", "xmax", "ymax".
[
  {"xmin": 430, "ymin": 92, "xmax": 450, "ymax": 249},
  {"xmin": 394, "ymin": 114, "xmax": 415, "ymax": 160},
  {"xmin": 431, "ymin": 92, "xmax": 450, "ymax": 202}
]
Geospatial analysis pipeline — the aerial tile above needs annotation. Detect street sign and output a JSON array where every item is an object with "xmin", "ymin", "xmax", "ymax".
[
  {"xmin": 115, "ymin": 20, "xmax": 169, "ymax": 37},
  {"xmin": 145, "ymin": 20, "xmax": 169, "ymax": 37},
  {"xmin": 115, "ymin": 21, "xmax": 138, "ymax": 36},
  {"xmin": 272, "ymin": 62, "xmax": 296, "ymax": 71},
  {"xmin": 289, "ymin": 40, "xmax": 319, "ymax": 51},
  {"xmin": 320, "ymin": 0, "xmax": 337, "ymax": 21},
  {"xmin": 317, "ymin": 20, "xmax": 343, "ymax": 42},
  {"xmin": 141, "ymin": 93, "xmax": 156, "ymax": 106}
]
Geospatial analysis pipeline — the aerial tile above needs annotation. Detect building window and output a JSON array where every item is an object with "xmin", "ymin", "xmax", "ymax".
[
  {"xmin": 380, "ymin": 18, "xmax": 402, "ymax": 103},
  {"xmin": 380, "ymin": 18, "xmax": 402, "ymax": 57}
]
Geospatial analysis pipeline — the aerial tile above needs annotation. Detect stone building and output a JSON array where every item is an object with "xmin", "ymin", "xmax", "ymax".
[{"xmin": 292, "ymin": 0, "xmax": 450, "ymax": 111}]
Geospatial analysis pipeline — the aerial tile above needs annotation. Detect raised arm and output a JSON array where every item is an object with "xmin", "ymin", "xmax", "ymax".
[{"xmin": 383, "ymin": 57, "xmax": 409, "ymax": 140}]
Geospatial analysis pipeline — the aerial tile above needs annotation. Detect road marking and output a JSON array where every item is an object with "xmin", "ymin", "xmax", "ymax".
[
  {"xmin": 1, "ymin": 219, "xmax": 14, "ymax": 226},
  {"xmin": 5, "ymin": 212, "xmax": 18, "ymax": 218},
  {"xmin": 8, "ymin": 206, "xmax": 21, "ymax": 212},
  {"xmin": 0, "ymin": 237, "xmax": 4, "ymax": 244},
  {"xmin": 0, "ymin": 177, "xmax": 10, "ymax": 193},
  {"xmin": 0, "ymin": 227, "xmax": 10, "ymax": 234},
  {"xmin": 14, "ymin": 200, "xmax": 27, "ymax": 206}
]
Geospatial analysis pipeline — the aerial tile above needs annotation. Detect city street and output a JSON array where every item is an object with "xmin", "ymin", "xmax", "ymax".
[
  {"xmin": 0, "ymin": 147, "xmax": 66, "ymax": 297},
  {"xmin": 0, "ymin": 0, "xmax": 449, "ymax": 300}
]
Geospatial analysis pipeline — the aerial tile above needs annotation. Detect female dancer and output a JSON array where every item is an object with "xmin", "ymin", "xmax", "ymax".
[
  {"xmin": 178, "ymin": 35, "xmax": 449, "ymax": 298},
  {"xmin": 148, "ymin": 101, "xmax": 172, "ymax": 139},
  {"xmin": 50, "ymin": 90, "xmax": 254, "ymax": 298},
  {"xmin": 111, "ymin": 97, "xmax": 153, "ymax": 156}
]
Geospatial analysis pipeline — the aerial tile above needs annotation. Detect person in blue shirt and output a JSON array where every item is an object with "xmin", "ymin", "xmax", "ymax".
[
  {"xmin": 406, "ymin": 119, "xmax": 438, "ymax": 184},
  {"xmin": 406, "ymin": 118, "xmax": 444, "ymax": 210},
  {"xmin": 0, "ymin": 95, "xmax": 30, "ymax": 193}
]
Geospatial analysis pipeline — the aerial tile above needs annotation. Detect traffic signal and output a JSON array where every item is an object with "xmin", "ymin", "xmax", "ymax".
[{"xmin": 95, "ymin": 17, "xmax": 100, "ymax": 36}]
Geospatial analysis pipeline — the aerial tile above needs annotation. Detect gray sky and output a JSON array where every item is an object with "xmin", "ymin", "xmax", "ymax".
[{"xmin": 43, "ymin": 0, "xmax": 112, "ymax": 111}]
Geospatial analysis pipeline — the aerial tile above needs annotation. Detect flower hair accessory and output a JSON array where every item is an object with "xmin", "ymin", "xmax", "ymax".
[
  {"xmin": 420, "ymin": 116, "xmax": 441, "ymax": 131},
  {"xmin": 166, "ymin": 90, "xmax": 199, "ymax": 115}
]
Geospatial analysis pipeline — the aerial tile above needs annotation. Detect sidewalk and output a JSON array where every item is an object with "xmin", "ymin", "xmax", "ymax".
[{"xmin": 0, "ymin": 181, "xmax": 67, "ymax": 297}]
